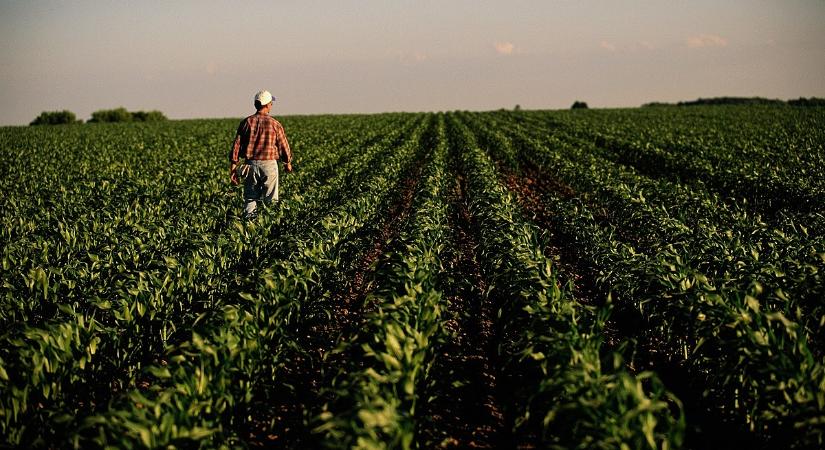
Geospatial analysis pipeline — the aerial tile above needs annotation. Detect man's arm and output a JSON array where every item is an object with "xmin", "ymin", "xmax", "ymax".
[
  {"xmin": 274, "ymin": 122, "xmax": 293, "ymax": 172},
  {"xmin": 229, "ymin": 120, "xmax": 248, "ymax": 184}
]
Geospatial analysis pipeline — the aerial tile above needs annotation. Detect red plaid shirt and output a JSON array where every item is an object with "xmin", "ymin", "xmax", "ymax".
[{"xmin": 229, "ymin": 112, "xmax": 292, "ymax": 163}]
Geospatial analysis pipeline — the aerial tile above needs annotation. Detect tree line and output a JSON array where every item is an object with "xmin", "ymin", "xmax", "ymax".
[
  {"xmin": 642, "ymin": 96, "xmax": 825, "ymax": 107},
  {"xmin": 30, "ymin": 107, "xmax": 167, "ymax": 125}
]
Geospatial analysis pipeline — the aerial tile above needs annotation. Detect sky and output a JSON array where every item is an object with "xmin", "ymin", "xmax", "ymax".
[{"xmin": 1, "ymin": 0, "xmax": 824, "ymax": 125}]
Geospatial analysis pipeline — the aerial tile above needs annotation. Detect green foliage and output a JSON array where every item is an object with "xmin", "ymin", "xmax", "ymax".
[
  {"xmin": 788, "ymin": 97, "xmax": 825, "ymax": 107},
  {"xmin": 315, "ymin": 115, "xmax": 449, "ymax": 449},
  {"xmin": 451, "ymin": 114, "xmax": 684, "ymax": 449},
  {"xmin": 0, "ymin": 105, "xmax": 822, "ymax": 448},
  {"xmin": 131, "ymin": 110, "xmax": 168, "ymax": 121},
  {"xmin": 29, "ymin": 110, "xmax": 81, "ymax": 125},
  {"xmin": 88, "ymin": 108, "xmax": 168, "ymax": 123},
  {"xmin": 473, "ymin": 106, "xmax": 825, "ymax": 448},
  {"xmin": 88, "ymin": 107, "xmax": 133, "ymax": 123},
  {"xmin": 571, "ymin": 100, "xmax": 588, "ymax": 109}
]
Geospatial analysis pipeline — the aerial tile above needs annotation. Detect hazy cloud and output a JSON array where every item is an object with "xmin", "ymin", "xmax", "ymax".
[
  {"xmin": 494, "ymin": 42, "xmax": 515, "ymax": 55},
  {"xmin": 686, "ymin": 34, "xmax": 728, "ymax": 48},
  {"xmin": 600, "ymin": 41, "xmax": 617, "ymax": 52},
  {"xmin": 399, "ymin": 50, "xmax": 427, "ymax": 66},
  {"xmin": 601, "ymin": 40, "xmax": 657, "ymax": 52}
]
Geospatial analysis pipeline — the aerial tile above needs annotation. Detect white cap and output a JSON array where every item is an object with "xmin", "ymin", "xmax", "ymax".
[{"xmin": 254, "ymin": 90, "xmax": 274, "ymax": 106}]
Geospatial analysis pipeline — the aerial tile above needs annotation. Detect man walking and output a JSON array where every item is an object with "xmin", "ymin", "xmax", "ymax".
[{"xmin": 229, "ymin": 90, "xmax": 293, "ymax": 218}]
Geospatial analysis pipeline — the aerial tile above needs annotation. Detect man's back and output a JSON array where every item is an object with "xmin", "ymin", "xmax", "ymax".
[{"xmin": 232, "ymin": 112, "xmax": 291, "ymax": 162}]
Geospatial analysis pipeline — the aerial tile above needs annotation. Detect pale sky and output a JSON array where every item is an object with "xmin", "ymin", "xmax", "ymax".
[{"xmin": 1, "ymin": 0, "xmax": 823, "ymax": 125}]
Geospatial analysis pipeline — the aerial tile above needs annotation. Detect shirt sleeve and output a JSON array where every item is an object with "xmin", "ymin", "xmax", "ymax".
[
  {"xmin": 274, "ymin": 121, "xmax": 292, "ymax": 163},
  {"xmin": 229, "ymin": 120, "xmax": 249, "ymax": 163}
]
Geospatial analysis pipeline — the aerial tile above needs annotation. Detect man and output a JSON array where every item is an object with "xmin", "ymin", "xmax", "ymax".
[{"xmin": 229, "ymin": 90, "xmax": 293, "ymax": 218}]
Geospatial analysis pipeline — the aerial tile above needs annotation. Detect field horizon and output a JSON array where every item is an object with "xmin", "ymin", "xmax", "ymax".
[{"xmin": 11, "ymin": 95, "xmax": 825, "ymax": 128}]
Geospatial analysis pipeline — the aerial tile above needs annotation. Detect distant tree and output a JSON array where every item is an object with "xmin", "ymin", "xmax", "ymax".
[
  {"xmin": 131, "ymin": 110, "xmax": 168, "ymax": 122},
  {"xmin": 676, "ymin": 97, "xmax": 784, "ymax": 106},
  {"xmin": 30, "ymin": 110, "xmax": 81, "ymax": 126},
  {"xmin": 514, "ymin": 104, "xmax": 522, "ymax": 111},
  {"xmin": 571, "ymin": 101, "xmax": 589, "ymax": 109},
  {"xmin": 788, "ymin": 97, "xmax": 825, "ymax": 107},
  {"xmin": 88, "ymin": 107, "xmax": 133, "ymax": 123},
  {"xmin": 88, "ymin": 108, "xmax": 168, "ymax": 123},
  {"xmin": 643, "ymin": 96, "xmax": 824, "ymax": 107}
]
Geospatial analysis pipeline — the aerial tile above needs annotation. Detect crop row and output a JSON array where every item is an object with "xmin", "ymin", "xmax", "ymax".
[
  {"xmin": 448, "ymin": 115, "xmax": 685, "ymax": 448},
  {"xmin": 1, "ymin": 106, "xmax": 822, "ymax": 448},
  {"xmin": 527, "ymin": 107, "xmax": 825, "ymax": 216},
  {"xmin": 462, "ymin": 111, "xmax": 825, "ymax": 447},
  {"xmin": 314, "ymin": 114, "xmax": 452, "ymax": 448},
  {"xmin": 0, "ymin": 114, "xmax": 426, "ymax": 445},
  {"xmin": 0, "ymin": 114, "xmax": 414, "ymax": 327},
  {"xmin": 73, "ymin": 115, "xmax": 432, "ymax": 447},
  {"xmin": 474, "ymin": 111, "xmax": 825, "ymax": 349}
]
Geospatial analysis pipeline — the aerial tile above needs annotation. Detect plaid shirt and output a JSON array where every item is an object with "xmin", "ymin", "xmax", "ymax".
[{"xmin": 229, "ymin": 112, "xmax": 292, "ymax": 163}]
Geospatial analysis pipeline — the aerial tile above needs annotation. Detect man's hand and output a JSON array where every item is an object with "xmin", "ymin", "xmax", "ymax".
[
  {"xmin": 230, "ymin": 164, "xmax": 240, "ymax": 185},
  {"xmin": 285, "ymin": 162, "xmax": 293, "ymax": 173}
]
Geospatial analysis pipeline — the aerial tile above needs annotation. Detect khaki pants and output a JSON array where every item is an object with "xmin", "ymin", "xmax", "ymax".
[{"xmin": 242, "ymin": 160, "xmax": 279, "ymax": 218}]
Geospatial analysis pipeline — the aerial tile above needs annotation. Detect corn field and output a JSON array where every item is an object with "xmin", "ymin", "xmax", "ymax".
[{"xmin": 1, "ymin": 106, "xmax": 823, "ymax": 449}]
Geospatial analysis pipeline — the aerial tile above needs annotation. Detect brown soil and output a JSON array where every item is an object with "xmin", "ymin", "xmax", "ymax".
[
  {"xmin": 417, "ymin": 150, "xmax": 518, "ymax": 448},
  {"xmin": 422, "ymin": 175, "xmax": 504, "ymax": 448}
]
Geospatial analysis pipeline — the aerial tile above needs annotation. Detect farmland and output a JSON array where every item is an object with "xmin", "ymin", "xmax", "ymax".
[{"xmin": 1, "ymin": 106, "xmax": 823, "ymax": 448}]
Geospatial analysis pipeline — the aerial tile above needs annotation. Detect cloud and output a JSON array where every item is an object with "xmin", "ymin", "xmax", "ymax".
[
  {"xmin": 494, "ymin": 42, "xmax": 515, "ymax": 55},
  {"xmin": 399, "ymin": 50, "xmax": 427, "ymax": 66},
  {"xmin": 600, "ymin": 40, "xmax": 658, "ymax": 53},
  {"xmin": 686, "ymin": 34, "xmax": 728, "ymax": 48}
]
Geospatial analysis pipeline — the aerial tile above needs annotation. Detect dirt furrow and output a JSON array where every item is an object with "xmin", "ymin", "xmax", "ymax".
[{"xmin": 418, "ymin": 160, "xmax": 514, "ymax": 448}]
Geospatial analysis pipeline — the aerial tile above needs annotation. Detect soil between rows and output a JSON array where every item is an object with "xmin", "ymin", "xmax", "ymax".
[
  {"xmin": 243, "ymin": 145, "xmax": 428, "ymax": 447},
  {"xmin": 417, "ymin": 171, "xmax": 509, "ymax": 449}
]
